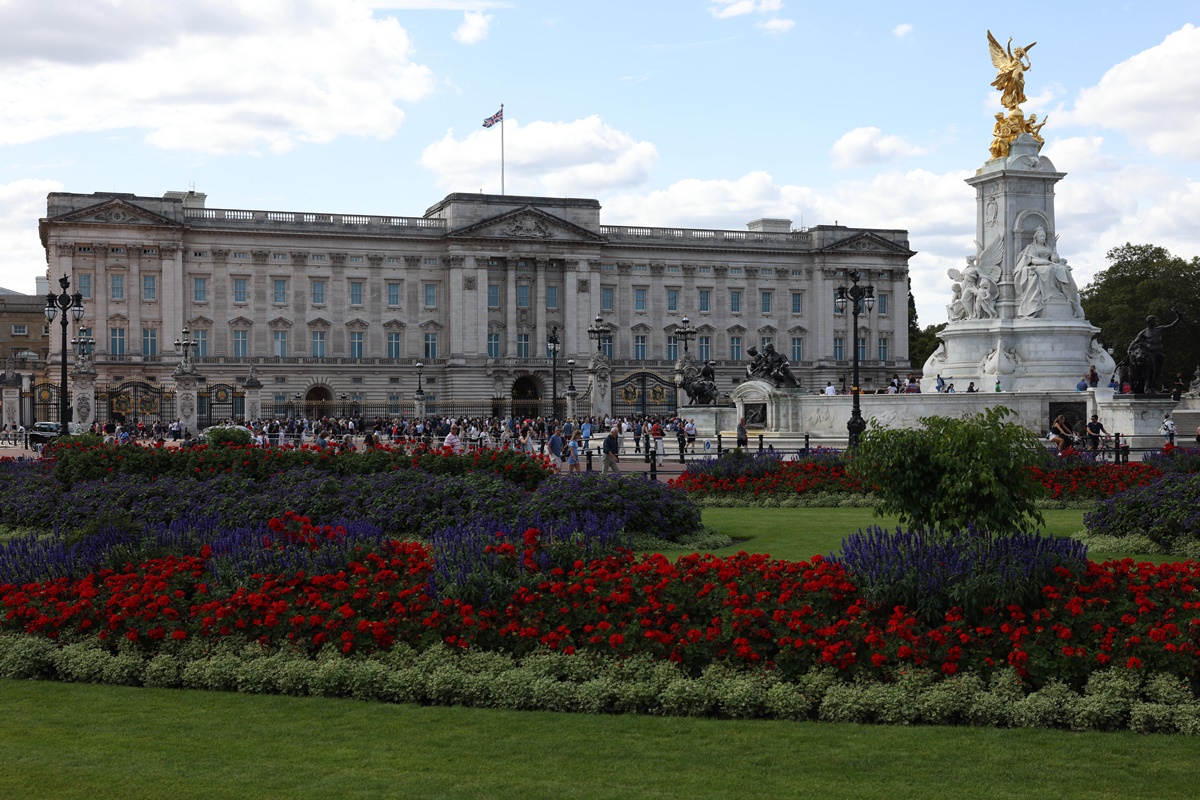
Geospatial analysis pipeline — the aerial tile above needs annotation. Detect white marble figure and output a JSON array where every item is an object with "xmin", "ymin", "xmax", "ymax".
[
  {"xmin": 947, "ymin": 239, "xmax": 1001, "ymax": 322},
  {"xmin": 1014, "ymin": 227, "xmax": 1084, "ymax": 319}
]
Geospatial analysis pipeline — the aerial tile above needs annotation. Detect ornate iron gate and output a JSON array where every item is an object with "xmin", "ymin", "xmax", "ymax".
[
  {"xmin": 611, "ymin": 370, "xmax": 677, "ymax": 419},
  {"xmin": 97, "ymin": 380, "xmax": 176, "ymax": 427},
  {"xmin": 200, "ymin": 383, "xmax": 243, "ymax": 427},
  {"xmin": 31, "ymin": 383, "xmax": 66, "ymax": 424}
]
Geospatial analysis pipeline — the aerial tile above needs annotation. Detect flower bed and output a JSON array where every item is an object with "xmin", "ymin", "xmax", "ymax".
[
  {"xmin": 48, "ymin": 440, "xmax": 555, "ymax": 490},
  {"xmin": 669, "ymin": 454, "xmax": 1166, "ymax": 503},
  {"xmin": 4, "ymin": 513, "xmax": 1199, "ymax": 694}
]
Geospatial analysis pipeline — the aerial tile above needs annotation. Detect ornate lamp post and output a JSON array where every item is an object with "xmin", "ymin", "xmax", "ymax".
[
  {"xmin": 174, "ymin": 327, "xmax": 199, "ymax": 372},
  {"xmin": 414, "ymin": 360, "xmax": 425, "ymax": 399},
  {"xmin": 566, "ymin": 358, "xmax": 576, "ymax": 393},
  {"xmin": 833, "ymin": 270, "xmax": 875, "ymax": 447},
  {"xmin": 547, "ymin": 324, "xmax": 561, "ymax": 420},
  {"xmin": 676, "ymin": 316, "xmax": 697, "ymax": 355},
  {"xmin": 43, "ymin": 274, "xmax": 85, "ymax": 426},
  {"xmin": 587, "ymin": 314, "xmax": 609, "ymax": 354},
  {"xmin": 71, "ymin": 327, "xmax": 95, "ymax": 361}
]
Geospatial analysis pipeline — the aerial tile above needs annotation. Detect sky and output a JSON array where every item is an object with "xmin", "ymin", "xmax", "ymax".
[{"xmin": 1, "ymin": 0, "xmax": 1199, "ymax": 330}]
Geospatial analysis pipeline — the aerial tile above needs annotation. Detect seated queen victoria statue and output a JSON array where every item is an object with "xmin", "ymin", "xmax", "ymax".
[{"xmin": 1014, "ymin": 226, "xmax": 1084, "ymax": 319}]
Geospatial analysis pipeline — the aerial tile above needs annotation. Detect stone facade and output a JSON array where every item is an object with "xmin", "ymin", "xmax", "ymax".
[{"xmin": 38, "ymin": 190, "xmax": 914, "ymax": 416}]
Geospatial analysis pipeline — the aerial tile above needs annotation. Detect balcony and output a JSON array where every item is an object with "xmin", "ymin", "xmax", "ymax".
[{"xmin": 183, "ymin": 208, "xmax": 447, "ymax": 236}]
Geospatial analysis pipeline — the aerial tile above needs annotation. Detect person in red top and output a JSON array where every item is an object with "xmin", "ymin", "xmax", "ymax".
[{"xmin": 650, "ymin": 420, "xmax": 665, "ymax": 466}]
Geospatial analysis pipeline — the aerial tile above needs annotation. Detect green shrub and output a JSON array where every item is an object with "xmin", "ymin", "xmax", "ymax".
[
  {"xmin": 143, "ymin": 654, "xmax": 183, "ymax": 688},
  {"xmin": 0, "ymin": 635, "xmax": 58, "ymax": 679},
  {"xmin": 848, "ymin": 407, "xmax": 1047, "ymax": 535}
]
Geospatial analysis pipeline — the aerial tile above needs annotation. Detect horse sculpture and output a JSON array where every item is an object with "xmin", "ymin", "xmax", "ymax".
[{"xmin": 680, "ymin": 360, "xmax": 719, "ymax": 405}]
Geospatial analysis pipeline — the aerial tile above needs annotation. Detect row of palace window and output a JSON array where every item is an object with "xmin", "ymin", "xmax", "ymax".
[
  {"xmin": 595, "ymin": 288, "xmax": 890, "ymax": 317},
  {"xmin": 93, "ymin": 326, "xmax": 892, "ymax": 364},
  {"xmin": 88, "ymin": 275, "xmax": 439, "ymax": 310},
  {"xmin": 84, "ymin": 274, "xmax": 891, "ymax": 321}
]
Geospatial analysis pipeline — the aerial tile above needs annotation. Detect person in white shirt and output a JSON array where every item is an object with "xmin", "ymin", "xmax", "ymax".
[
  {"xmin": 443, "ymin": 424, "xmax": 464, "ymax": 454},
  {"xmin": 824, "ymin": 382, "xmax": 837, "ymax": 396}
]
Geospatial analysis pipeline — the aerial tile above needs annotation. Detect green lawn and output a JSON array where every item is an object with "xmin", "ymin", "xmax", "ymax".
[
  {"xmin": 671, "ymin": 506, "xmax": 1171, "ymax": 564},
  {"xmin": 0, "ymin": 506, "xmax": 1191, "ymax": 798},
  {"xmin": 2, "ymin": 679, "xmax": 1197, "ymax": 800}
]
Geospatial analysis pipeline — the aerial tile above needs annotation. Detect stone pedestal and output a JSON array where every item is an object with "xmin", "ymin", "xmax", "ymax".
[
  {"xmin": 924, "ymin": 135, "xmax": 1116, "ymax": 392},
  {"xmin": 414, "ymin": 392, "xmax": 427, "ymax": 420},
  {"xmin": 174, "ymin": 374, "xmax": 199, "ymax": 436},
  {"xmin": 565, "ymin": 388, "xmax": 578, "ymax": 421},
  {"xmin": 1, "ymin": 385, "xmax": 20, "ymax": 431},
  {"xmin": 588, "ymin": 354, "xmax": 611, "ymax": 420},
  {"xmin": 72, "ymin": 371, "xmax": 97, "ymax": 428}
]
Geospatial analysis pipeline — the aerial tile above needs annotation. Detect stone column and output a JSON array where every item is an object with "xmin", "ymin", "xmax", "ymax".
[
  {"xmin": 414, "ymin": 391, "xmax": 427, "ymax": 421},
  {"xmin": 174, "ymin": 373, "xmax": 200, "ymax": 437},
  {"xmin": 535, "ymin": 259, "xmax": 548, "ymax": 359},
  {"xmin": 588, "ymin": 353, "xmax": 611, "ymax": 420},
  {"xmin": 72, "ymin": 371, "xmax": 97, "ymax": 429},
  {"xmin": 243, "ymin": 371, "xmax": 263, "ymax": 422},
  {"xmin": 565, "ymin": 387, "xmax": 578, "ymax": 421},
  {"xmin": 506, "ymin": 261, "xmax": 518, "ymax": 357},
  {"xmin": 1, "ymin": 384, "xmax": 20, "ymax": 431}
]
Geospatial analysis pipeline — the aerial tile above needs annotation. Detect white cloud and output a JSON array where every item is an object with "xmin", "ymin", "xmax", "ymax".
[
  {"xmin": 1066, "ymin": 24, "xmax": 1200, "ymax": 160},
  {"xmin": 418, "ymin": 115, "xmax": 658, "ymax": 196},
  {"xmin": 757, "ymin": 18, "xmax": 795, "ymax": 34},
  {"xmin": 0, "ymin": 0, "xmax": 436, "ymax": 155},
  {"xmin": 829, "ymin": 127, "xmax": 926, "ymax": 169},
  {"xmin": 452, "ymin": 10, "xmax": 493, "ymax": 44},
  {"xmin": 0, "ymin": 178, "xmax": 62, "ymax": 294},
  {"xmin": 892, "ymin": 24, "xmax": 913, "ymax": 38},
  {"xmin": 366, "ymin": 0, "xmax": 511, "ymax": 8},
  {"xmin": 708, "ymin": 1, "xmax": 784, "ymax": 19}
]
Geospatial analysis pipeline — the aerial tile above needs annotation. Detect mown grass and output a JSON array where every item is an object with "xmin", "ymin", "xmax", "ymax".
[
  {"xmin": 673, "ymin": 507, "xmax": 1174, "ymax": 565},
  {"xmin": 2, "ymin": 679, "xmax": 1197, "ymax": 800}
]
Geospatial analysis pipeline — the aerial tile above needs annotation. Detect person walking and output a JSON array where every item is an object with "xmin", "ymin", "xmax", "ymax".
[
  {"xmin": 602, "ymin": 426, "xmax": 621, "ymax": 473},
  {"xmin": 650, "ymin": 419, "xmax": 665, "ymax": 466},
  {"xmin": 567, "ymin": 430, "xmax": 582, "ymax": 473},
  {"xmin": 736, "ymin": 417, "xmax": 748, "ymax": 449},
  {"xmin": 548, "ymin": 425, "xmax": 564, "ymax": 471},
  {"xmin": 1160, "ymin": 413, "xmax": 1176, "ymax": 446}
]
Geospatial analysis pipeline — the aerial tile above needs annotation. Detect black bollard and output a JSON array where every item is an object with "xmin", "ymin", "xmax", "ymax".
[
  {"xmin": 678, "ymin": 434, "xmax": 686, "ymax": 464},
  {"xmin": 586, "ymin": 447, "xmax": 594, "ymax": 472},
  {"xmin": 758, "ymin": 434, "xmax": 764, "ymax": 454},
  {"xmin": 648, "ymin": 457, "xmax": 657, "ymax": 481},
  {"xmin": 804, "ymin": 433, "xmax": 810, "ymax": 454},
  {"xmin": 717, "ymin": 432, "xmax": 723, "ymax": 456}
]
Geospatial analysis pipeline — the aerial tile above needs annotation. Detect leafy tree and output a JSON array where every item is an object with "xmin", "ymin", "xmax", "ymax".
[
  {"xmin": 906, "ymin": 280, "xmax": 947, "ymax": 369},
  {"xmin": 1080, "ymin": 244, "xmax": 1200, "ymax": 385},
  {"xmin": 847, "ymin": 407, "xmax": 1047, "ymax": 535}
]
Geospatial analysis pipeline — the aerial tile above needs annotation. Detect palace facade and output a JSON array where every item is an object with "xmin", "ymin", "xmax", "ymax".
[{"xmin": 36, "ymin": 189, "xmax": 913, "ymax": 423}]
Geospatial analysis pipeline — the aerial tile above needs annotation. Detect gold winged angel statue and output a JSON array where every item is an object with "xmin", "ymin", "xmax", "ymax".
[{"xmin": 987, "ymin": 30, "xmax": 1036, "ymax": 111}]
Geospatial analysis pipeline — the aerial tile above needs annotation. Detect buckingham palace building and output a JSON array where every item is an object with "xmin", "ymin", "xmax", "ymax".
[{"xmin": 33, "ymin": 189, "xmax": 913, "ymax": 426}]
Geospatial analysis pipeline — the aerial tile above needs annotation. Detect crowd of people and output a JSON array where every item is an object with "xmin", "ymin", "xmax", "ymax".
[{"xmin": 24, "ymin": 412, "xmax": 709, "ymax": 471}]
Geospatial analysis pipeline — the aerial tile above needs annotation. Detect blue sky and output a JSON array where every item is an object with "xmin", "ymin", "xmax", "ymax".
[{"xmin": 2, "ymin": 0, "xmax": 1198, "ymax": 329}]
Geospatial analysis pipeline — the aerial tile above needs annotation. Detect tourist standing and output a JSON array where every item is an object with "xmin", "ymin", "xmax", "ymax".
[
  {"xmin": 548, "ymin": 426, "xmax": 564, "ymax": 470},
  {"xmin": 736, "ymin": 417, "xmax": 748, "ymax": 449},
  {"xmin": 602, "ymin": 426, "xmax": 620, "ymax": 473}
]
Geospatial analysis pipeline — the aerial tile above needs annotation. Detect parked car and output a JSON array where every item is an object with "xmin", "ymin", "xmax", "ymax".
[{"xmin": 27, "ymin": 421, "xmax": 62, "ymax": 447}]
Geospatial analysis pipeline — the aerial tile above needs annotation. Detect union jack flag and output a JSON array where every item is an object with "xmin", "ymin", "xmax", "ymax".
[{"xmin": 482, "ymin": 108, "xmax": 503, "ymax": 128}]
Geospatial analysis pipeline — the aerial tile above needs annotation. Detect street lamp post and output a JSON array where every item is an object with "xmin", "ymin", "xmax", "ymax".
[
  {"xmin": 43, "ymin": 274, "xmax": 85, "ymax": 426},
  {"xmin": 547, "ymin": 325, "xmax": 561, "ymax": 420},
  {"xmin": 566, "ymin": 358, "xmax": 576, "ymax": 393},
  {"xmin": 415, "ymin": 361, "xmax": 425, "ymax": 398},
  {"xmin": 587, "ymin": 314, "xmax": 609, "ymax": 354},
  {"xmin": 676, "ymin": 316, "xmax": 697, "ymax": 355},
  {"xmin": 71, "ymin": 327, "xmax": 95, "ymax": 362},
  {"xmin": 833, "ymin": 270, "xmax": 875, "ymax": 447},
  {"xmin": 174, "ymin": 327, "xmax": 198, "ymax": 371}
]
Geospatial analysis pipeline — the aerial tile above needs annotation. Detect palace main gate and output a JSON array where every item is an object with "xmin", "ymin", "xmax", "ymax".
[{"xmin": 610, "ymin": 370, "xmax": 677, "ymax": 420}]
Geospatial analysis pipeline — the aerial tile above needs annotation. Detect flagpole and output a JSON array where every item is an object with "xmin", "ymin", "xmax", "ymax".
[{"xmin": 500, "ymin": 103, "xmax": 505, "ymax": 196}]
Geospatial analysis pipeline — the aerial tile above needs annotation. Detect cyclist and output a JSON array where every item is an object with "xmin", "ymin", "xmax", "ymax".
[{"xmin": 1085, "ymin": 414, "xmax": 1108, "ymax": 452}]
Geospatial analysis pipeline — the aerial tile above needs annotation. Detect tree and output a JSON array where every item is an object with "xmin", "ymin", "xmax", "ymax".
[
  {"xmin": 906, "ymin": 280, "xmax": 947, "ymax": 370},
  {"xmin": 1080, "ymin": 244, "xmax": 1200, "ymax": 386},
  {"xmin": 847, "ymin": 407, "xmax": 1047, "ymax": 535}
]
